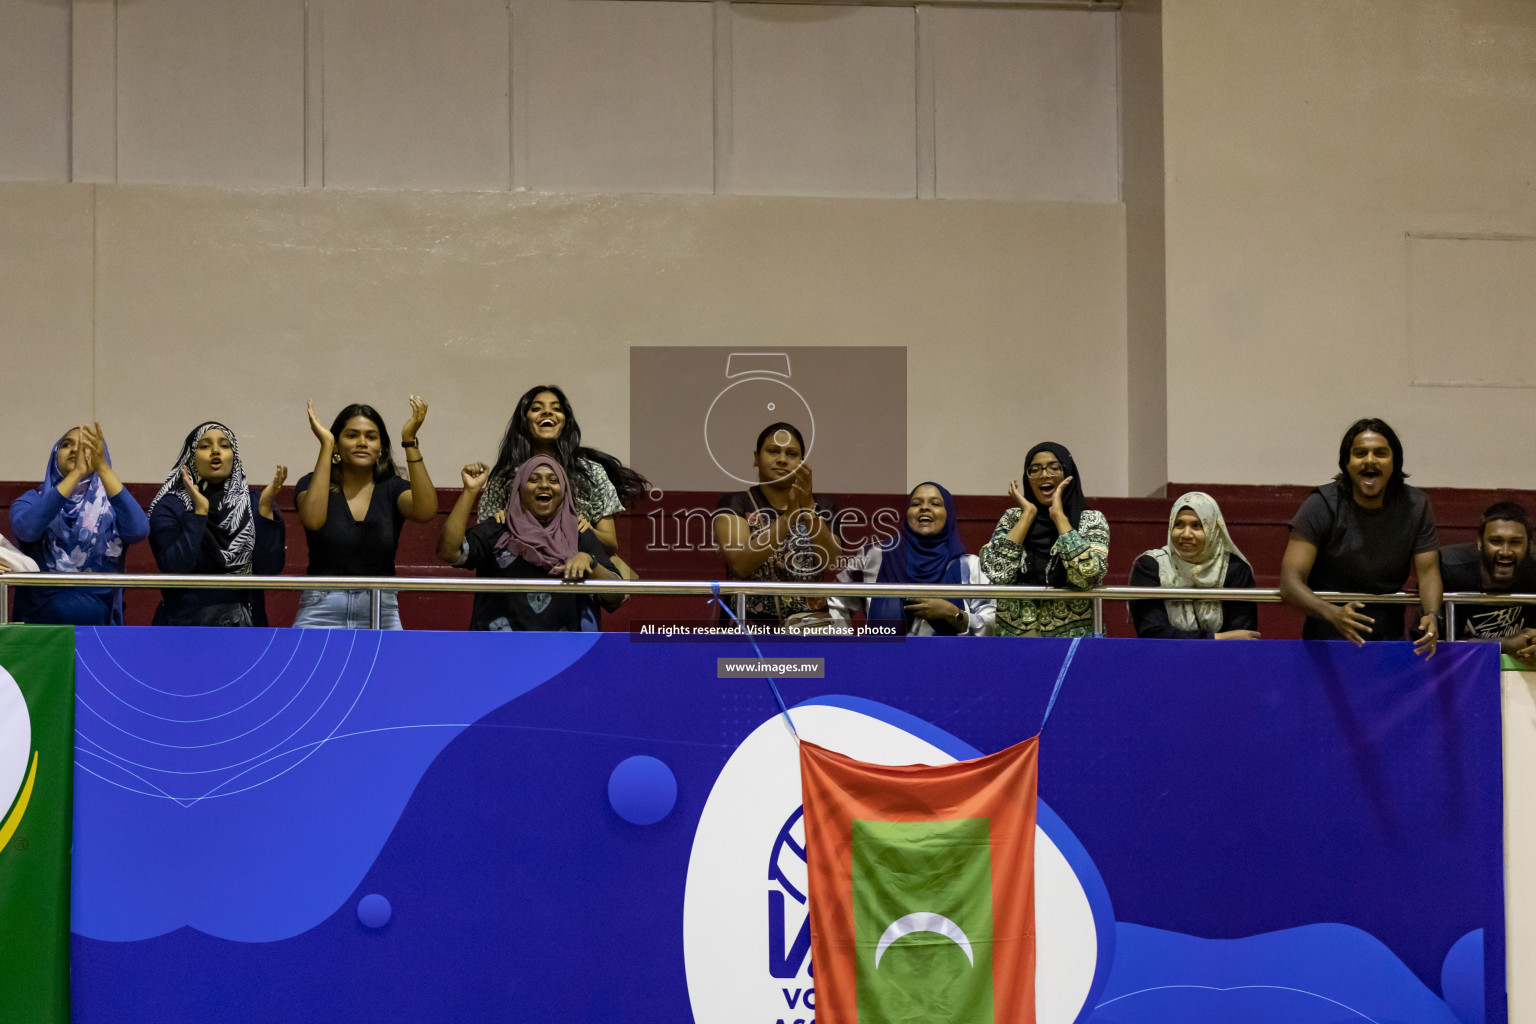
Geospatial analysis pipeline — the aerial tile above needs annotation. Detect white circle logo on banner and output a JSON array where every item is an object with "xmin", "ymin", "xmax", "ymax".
[
  {"xmin": 0, "ymin": 665, "xmax": 32, "ymax": 823},
  {"xmin": 682, "ymin": 704, "xmax": 1104, "ymax": 1024}
]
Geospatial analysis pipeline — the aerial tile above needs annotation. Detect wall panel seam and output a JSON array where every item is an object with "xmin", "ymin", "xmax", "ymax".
[
  {"xmin": 915, "ymin": 4, "xmax": 935, "ymax": 199},
  {"xmin": 712, "ymin": 0, "xmax": 733, "ymax": 195}
]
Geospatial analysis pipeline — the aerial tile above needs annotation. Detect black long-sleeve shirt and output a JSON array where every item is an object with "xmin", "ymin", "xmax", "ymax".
[
  {"xmin": 1129, "ymin": 554, "xmax": 1259, "ymax": 639},
  {"xmin": 149, "ymin": 491, "xmax": 285, "ymax": 626}
]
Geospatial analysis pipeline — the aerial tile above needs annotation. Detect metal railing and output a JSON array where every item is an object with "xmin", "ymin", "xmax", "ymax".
[{"xmin": 2, "ymin": 571, "xmax": 1532, "ymax": 634}]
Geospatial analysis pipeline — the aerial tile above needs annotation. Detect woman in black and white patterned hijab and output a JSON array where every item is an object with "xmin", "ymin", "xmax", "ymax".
[
  {"xmin": 149, "ymin": 421, "xmax": 257, "ymax": 572},
  {"xmin": 148, "ymin": 421, "xmax": 288, "ymax": 626}
]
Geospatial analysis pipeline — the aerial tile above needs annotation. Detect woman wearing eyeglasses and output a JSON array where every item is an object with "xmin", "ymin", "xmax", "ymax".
[{"xmin": 978, "ymin": 442, "xmax": 1109, "ymax": 637}]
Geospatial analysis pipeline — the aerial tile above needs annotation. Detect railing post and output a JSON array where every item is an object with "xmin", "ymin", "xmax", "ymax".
[
  {"xmin": 0, "ymin": 580, "xmax": 9, "ymax": 625},
  {"xmin": 1443, "ymin": 601, "xmax": 1455, "ymax": 644},
  {"xmin": 369, "ymin": 589, "xmax": 382, "ymax": 630},
  {"xmin": 1091, "ymin": 596, "xmax": 1104, "ymax": 636}
]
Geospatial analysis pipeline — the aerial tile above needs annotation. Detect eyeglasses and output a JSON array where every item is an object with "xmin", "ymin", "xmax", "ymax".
[{"xmin": 1026, "ymin": 463, "xmax": 1065, "ymax": 478}]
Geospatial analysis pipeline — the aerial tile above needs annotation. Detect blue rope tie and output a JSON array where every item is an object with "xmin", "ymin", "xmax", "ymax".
[
  {"xmin": 1039, "ymin": 635, "xmax": 1081, "ymax": 733},
  {"xmin": 711, "ymin": 582, "xmax": 799, "ymax": 740}
]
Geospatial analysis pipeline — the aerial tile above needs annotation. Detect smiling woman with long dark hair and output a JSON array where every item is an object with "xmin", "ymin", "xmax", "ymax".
[
  {"xmin": 292, "ymin": 398, "xmax": 439, "ymax": 629},
  {"xmin": 477, "ymin": 385, "xmax": 646, "ymax": 556},
  {"xmin": 1279, "ymin": 417, "xmax": 1441, "ymax": 653}
]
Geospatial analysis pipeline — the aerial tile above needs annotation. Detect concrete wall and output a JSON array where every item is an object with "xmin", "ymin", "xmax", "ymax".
[
  {"xmin": 0, "ymin": 0, "xmax": 1120, "ymax": 201},
  {"xmin": 0, "ymin": 184, "xmax": 1129, "ymax": 496},
  {"xmin": 1120, "ymin": 0, "xmax": 1166, "ymax": 497},
  {"xmin": 1164, "ymin": 0, "xmax": 1536, "ymax": 490}
]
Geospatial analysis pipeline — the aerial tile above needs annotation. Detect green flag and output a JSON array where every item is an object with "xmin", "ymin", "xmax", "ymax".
[
  {"xmin": 0, "ymin": 625, "xmax": 74, "ymax": 1024},
  {"xmin": 852, "ymin": 817, "xmax": 996, "ymax": 1023}
]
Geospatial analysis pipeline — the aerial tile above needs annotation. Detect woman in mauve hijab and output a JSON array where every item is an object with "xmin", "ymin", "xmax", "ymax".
[{"xmin": 438, "ymin": 455, "xmax": 624, "ymax": 632}]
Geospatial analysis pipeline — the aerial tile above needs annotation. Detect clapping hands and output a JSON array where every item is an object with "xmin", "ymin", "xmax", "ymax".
[{"xmin": 402, "ymin": 395, "xmax": 428, "ymax": 444}]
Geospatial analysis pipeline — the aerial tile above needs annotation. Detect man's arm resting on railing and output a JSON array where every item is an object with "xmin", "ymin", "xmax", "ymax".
[{"xmin": 1279, "ymin": 536, "xmax": 1374, "ymax": 646}]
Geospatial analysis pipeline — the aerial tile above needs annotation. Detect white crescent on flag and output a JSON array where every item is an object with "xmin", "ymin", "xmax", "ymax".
[{"xmin": 874, "ymin": 912, "xmax": 975, "ymax": 968}]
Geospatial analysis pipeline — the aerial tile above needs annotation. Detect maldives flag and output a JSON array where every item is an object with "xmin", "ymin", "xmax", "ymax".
[{"xmin": 799, "ymin": 737, "xmax": 1038, "ymax": 1024}]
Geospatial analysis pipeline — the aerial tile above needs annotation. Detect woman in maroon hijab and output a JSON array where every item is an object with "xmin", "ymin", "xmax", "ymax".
[{"xmin": 438, "ymin": 455, "xmax": 624, "ymax": 631}]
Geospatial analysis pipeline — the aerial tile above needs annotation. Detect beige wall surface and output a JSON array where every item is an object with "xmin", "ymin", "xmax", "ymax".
[
  {"xmin": 1164, "ymin": 0, "xmax": 1536, "ymax": 490},
  {"xmin": 0, "ymin": 183, "xmax": 1129, "ymax": 497},
  {"xmin": 1119, "ymin": 0, "xmax": 1166, "ymax": 497},
  {"xmin": 0, "ymin": 0, "xmax": 1120, "ymax": 202}
]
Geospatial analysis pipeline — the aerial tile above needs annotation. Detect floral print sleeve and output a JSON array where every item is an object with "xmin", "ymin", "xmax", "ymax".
[
  {"xmin": 978, "ymin": 507, "xmax": 1026, "ymax": 584},
  {"xmin": 573, "ymin": 457, "xmax": 624, "ymax": 524},
  {"xmin": 1051, "ymin": 509, "xmax": 1109, "ymax": 590}
]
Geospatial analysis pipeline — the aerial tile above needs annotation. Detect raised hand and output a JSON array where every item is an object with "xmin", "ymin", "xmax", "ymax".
[
  {"xmin": 402, "ymin": 395, "xmax": 428, "ymax": 444},
  {"xmin": 259, "ymin": 464, "xmax": 288, "ymax": 519},
  {"xmin": 1048, "ymin": 475, "xmax": 1075, "ymax": 520},
  {"xmin": 788, "ymin": 463, "xmax": 816, "ymax": 512},
  {"xmin": 307, "ymin": 399, "xmax": 333, "ymax": 446},
  {"xmin": 73, "ymin": 433, "xmax": 99, "ymax": 479},
  {"xmin": 180, "ymin": 466, "xmax": 210, "ymax": 516},
  {"xmin": 1007, "ymin": 479, "xmax": 1038, "ymax": 532},
  {"xmin": 83, "ymin": 422, "xmax": 108, "ymax": 464},
  {"xmin": 461, "ymin": 462, "xmax": 492, "ymax": 493},
  {"xmin": 1325, "ymin": 600, "xmax": 1374, "ymax": 646},
  {"xmin": 1412, "ymin": 614, "xmax": 1438, "ymax": 659}
]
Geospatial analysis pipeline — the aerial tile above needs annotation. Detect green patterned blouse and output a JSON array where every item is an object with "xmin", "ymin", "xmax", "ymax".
[{"xmin": 977, "ymin": 507, "xmax": 1110, "ymax": 637}]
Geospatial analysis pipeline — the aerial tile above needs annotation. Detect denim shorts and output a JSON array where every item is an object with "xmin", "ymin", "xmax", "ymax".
[{"xmin": 292, "ymin": 589, "xmax": 401, "ymax": 630}]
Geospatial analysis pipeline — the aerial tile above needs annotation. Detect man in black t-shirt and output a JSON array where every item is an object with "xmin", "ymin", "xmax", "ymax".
[{"xmin": 1439, "ymin": 501, "xmax": 1536, "ymax": 664}]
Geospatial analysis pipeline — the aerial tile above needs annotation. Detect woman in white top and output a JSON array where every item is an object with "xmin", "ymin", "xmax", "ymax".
[{"xmin": 830, "ymin": 482, "xmax": 993, "ymax": 636}]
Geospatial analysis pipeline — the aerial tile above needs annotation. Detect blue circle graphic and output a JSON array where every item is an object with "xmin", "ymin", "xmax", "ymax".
[
  {"xmin": 357, "ymin": 893, "xmax": 392, "ymax": 929},
  {"xmin": 607, "ymin": 755, "xmax": 677, "ymax": 825}
]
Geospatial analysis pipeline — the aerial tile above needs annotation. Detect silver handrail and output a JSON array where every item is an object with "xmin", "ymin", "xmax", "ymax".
[{"xmin": 1, "ymin": 571, "xmax": 1531, "ymax": 626}]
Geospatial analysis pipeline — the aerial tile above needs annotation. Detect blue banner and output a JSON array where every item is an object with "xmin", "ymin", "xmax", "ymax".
[{"xmin": 68, "ymin": 630, "xmax": 1504, "ymax": 1024}]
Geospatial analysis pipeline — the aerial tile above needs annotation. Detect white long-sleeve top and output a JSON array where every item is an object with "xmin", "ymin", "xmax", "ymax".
[{"xmin": 0, "ymin": 532, "xmax": 40, "ymax": 573}]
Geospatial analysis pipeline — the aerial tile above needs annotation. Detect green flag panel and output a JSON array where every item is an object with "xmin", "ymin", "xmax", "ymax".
[{"xmin": 852, "ymin": 817, "xmax": 994, "ymax": 1024}]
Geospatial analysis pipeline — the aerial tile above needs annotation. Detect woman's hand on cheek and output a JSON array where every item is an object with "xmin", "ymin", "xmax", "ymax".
[
  {"xmin": 181, "ymin": 466, "xmax": 211, "ymax": 516},
  {"xmin": 1048, "ymin": 476, "xmax": 1074, "ymax": 518}
]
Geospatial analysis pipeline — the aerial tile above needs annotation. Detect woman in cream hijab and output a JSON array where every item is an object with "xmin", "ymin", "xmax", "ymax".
[{"xmin": 1130, "ymin": 492, "xmax": 1261, "ymax": 639}]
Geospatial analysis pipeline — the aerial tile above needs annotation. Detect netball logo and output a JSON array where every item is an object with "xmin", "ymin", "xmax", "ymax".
[{"xmin": 0, "ymin": 665, "xmax": 36, "ymax": 854}]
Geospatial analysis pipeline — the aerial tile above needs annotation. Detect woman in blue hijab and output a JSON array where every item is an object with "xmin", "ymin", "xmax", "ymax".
[
  {"xmin": 829, "ymin": 482, "xmax": 993, "ymax": 635},
  {"xmin": 9, "ymin": 423, "xmax": 150, "ymax": 625}
]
